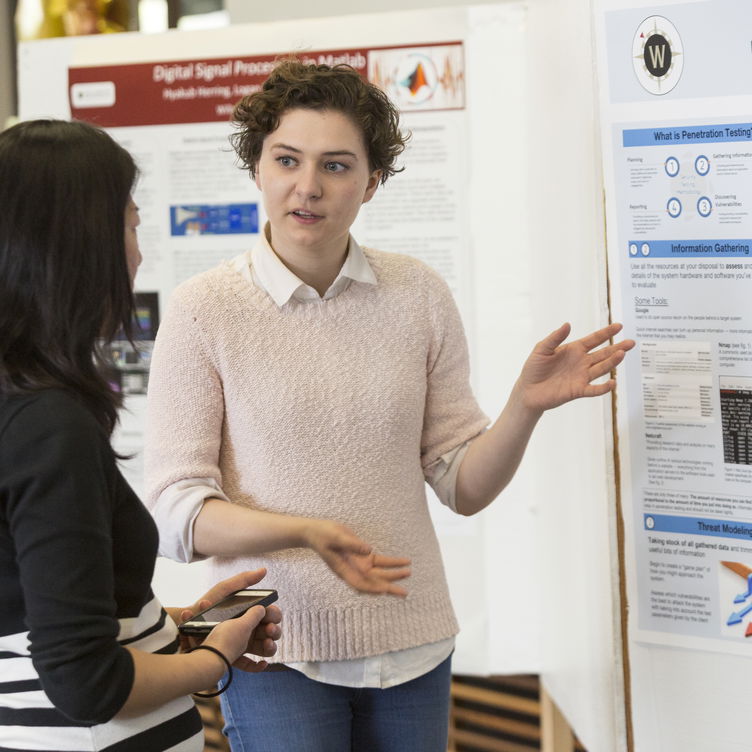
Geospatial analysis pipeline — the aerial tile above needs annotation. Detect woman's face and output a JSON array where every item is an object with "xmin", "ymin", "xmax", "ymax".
[
  {"xmin": 124, "ymin": 198, "xmax": 142, "ymax": 284},
  {"xmin": 254, "ymin": 107, "xmax": 381, "ymax": 262}
]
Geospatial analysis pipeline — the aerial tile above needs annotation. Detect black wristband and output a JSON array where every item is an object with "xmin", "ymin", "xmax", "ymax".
[{"xmin": 188, "ymin": 644, "xmax": 233, "ymax": 698}]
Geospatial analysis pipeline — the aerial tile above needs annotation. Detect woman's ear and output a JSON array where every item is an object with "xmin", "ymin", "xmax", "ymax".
[{"xmin": 362, "ymin": 170, "xmax": 382, "ymax": 204}]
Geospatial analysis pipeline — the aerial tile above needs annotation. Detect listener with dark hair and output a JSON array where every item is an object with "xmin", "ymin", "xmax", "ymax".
[{"xmin": 0, "ymin": 119, "xmax": 282, "ymax": 752}]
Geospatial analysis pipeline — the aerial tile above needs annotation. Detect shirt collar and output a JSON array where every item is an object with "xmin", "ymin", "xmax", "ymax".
[{"xmin": 249, "ymin": 224, "xmax": 377, "ymax": 307}]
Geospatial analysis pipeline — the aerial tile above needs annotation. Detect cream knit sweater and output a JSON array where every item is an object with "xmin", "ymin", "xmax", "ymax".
[{"xmin": 145, "ymin": 248, "xmax": 488, "ymax": 663}]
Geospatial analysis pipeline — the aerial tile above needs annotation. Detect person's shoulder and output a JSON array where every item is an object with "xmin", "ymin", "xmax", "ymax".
[
  {"xmin": 167, "ymin": 261, "xmax": 244, "ymax": 316},
  {"xmin": 362, "ymin": 247, "xmax": 445, "ymax": 286},
  {"xmin": 362, "ymin": 247, "xmax": 453, "ymax": 304},
  {"xmin": 0, "ymin": 388, "xmax": 102, "ymax": 448},
  {"xmin": 172, "ymin": 262, "xmax": 236, "ymax": 299}
]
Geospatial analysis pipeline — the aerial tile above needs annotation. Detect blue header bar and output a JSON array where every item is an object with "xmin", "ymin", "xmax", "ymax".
[
  {"xmin": 628, "ymin": 239, "xmax": 752, "ymax": 258},
  {"xmin": 645, "ymin": 513, "xmax": 752, "ymax": 542},
  {"xmin": 624, "ymin": 123, "xmax": 752, "ymax": 147}
]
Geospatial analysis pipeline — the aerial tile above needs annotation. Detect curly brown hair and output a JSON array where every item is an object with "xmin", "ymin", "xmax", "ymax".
[{"xmin": 230, "ymin": 58, "xmax": 408, "ymax": 185}]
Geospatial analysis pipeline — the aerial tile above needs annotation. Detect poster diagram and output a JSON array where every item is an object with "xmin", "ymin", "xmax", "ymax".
[
  {"xmin": 368, "ymin": 44, "xmax": 465, "ymax": 111},
  {"xmin": 169, "ymin": 203, "xmax": 259, "ymax": 236},
  {"xmin": 598, "ymin": 0, "xmax": 752, "ymax": 653},
  {"xmin": 720, "ymin": 560, "xmax": 752, "ymax": 638}
]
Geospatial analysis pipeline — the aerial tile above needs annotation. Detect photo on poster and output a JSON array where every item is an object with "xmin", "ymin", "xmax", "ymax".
[{"xmin": 719, "ymin": 560, "xmax": 752, "ymax": 639}]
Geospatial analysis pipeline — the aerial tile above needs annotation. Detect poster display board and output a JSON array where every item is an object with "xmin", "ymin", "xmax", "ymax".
[
  {"xmin": 18, "ymin": 4, "xmax": 536, "ymax": 674},
  {"xmin": 596, "ymin": 0, "xmax": 752, "ymax": 655},
  {"xmin": 67, "ymin": 42, "xmax": 469, "ymax": 315}
]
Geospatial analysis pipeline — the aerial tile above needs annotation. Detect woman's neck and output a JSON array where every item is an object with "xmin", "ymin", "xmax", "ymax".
[{"xmin": 268, "ymin": 231, "xmax": 349, "ymax": 296}]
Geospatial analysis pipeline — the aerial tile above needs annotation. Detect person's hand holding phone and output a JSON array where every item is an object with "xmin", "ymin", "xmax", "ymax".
[
  {"xmin": 176, "ymin": 569, "xmax": 282, "ymax": 672},
  {"xmin": 201, "ymin": 604, "xmax": 271, "ymax": 673}
]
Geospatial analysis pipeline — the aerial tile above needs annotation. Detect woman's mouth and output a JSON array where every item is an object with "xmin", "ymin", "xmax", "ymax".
[{"xmin": 292, "ymin": 209, "xmax": 322, "ymax": 220}]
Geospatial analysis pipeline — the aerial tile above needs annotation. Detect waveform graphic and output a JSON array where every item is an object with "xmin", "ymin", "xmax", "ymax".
[
  {"xmin": 370, "ymin": 45, "xmax": 465, "ymax": 111},
  {"xmin": 439, "ymin": 55, "xmax": 464, "ymax": 100}
]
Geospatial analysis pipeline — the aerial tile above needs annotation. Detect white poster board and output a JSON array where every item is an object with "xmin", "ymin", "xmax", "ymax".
[
  {"xmin": 18, "ymin": 4, "xmax": 539, "ymax": 675},
  {"xmin": 596, "ymin": 0, "xmax": 752, "ymax": 748}
]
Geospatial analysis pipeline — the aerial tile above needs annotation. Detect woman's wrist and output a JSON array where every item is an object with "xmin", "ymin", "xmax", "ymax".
[
  {"xmin": 188, "ymin": 644, "xmax": 228, "ymax": 688},
  {"xmin": 296, "ymin": 517, "xmax": 319, "ymax": 550},
  {"xmin": 508, "ymin": 380, "xmax": 546, "ymax": 422}
]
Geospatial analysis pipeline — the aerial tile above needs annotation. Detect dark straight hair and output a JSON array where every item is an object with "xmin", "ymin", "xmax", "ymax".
[{"xmin": 0, "ymin": 119, "xmax": 137, "ymax": 435}]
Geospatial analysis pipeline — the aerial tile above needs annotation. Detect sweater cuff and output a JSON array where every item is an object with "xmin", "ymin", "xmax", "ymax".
[
  {"xmin": 152, "ymin": 478, "xmax": 228, "ymax": 562},
  {"xmin": 424, "ymin": 441, "xmax": 472, "ymax": 512}
]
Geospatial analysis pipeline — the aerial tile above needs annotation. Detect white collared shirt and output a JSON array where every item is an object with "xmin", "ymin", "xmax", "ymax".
[{"xmin": 239, "ymin": 227, "xmax": 377, "ymax": 306}]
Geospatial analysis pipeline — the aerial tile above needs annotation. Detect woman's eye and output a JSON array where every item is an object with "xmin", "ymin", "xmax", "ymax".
[
  {"xmin": 276, "ymin": 155, "xmax": 296, "ymax": 167},
  {"xmin": 324, "ymin": 162, "xmax": 347, "ymax": 173}
]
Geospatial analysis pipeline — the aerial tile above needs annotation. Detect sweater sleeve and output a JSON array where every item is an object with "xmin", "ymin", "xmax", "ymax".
[
  {"xmin": 2, "ymin": 393, "xmax": 134, "ymax": 723},
  {"xmin": 420, "ymin": 268, "xmax": 489, "ymax": 470},
  {"xmin": 144, "ymin": 287, "xmax": 226, "ymax": 562}
]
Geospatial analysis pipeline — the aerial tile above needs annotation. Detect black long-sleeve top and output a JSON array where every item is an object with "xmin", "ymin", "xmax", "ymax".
[{"xmin": 0, "ymin": 389, "xmax": 202, "ymax": 751}]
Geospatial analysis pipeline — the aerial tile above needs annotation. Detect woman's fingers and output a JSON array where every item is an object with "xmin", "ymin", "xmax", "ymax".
[
  {"xmin": 261, "ymin": 604, "xmax": 282, "ymax": 625},
  {"xmin": 371, "ymin": 554, "xmax": 412, "ymax": 569},
  {"xmin": 371, "ymin": 566, "xmax": 412, "ymax": 581},
  {"xmin": 578, "ymin": 322, "xmax": 624, "ymax": 350},
  {"xmin": 588, "ymin": 348, "xmax": 628, "ymax": 379},
  {"xmin": 537, "ymin": 322, "xmax": 572, "ymax": 354},
  {"xmin": 191, "ymin": 569, "xmax": 268, "ymax": 616}
]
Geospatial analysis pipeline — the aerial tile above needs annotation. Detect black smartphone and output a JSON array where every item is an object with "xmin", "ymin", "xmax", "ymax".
[{"xmin": 178, "ymin": 588, "xmax": 278, "ymax": 635}]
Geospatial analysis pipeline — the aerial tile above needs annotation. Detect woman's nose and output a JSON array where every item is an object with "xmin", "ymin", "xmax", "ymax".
[{"xmin": 294, "ymin": 165, "xmax": 322, "ymax": 200}]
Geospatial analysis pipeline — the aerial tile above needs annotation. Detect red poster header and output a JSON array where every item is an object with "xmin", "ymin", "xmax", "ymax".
[
  {"xmin": 68, "ymin": 43, "xmax": 465, "ymax": 127},
  {"xmin": 69, "ymin": 51, "xmax": 366, "ymax": 127}
]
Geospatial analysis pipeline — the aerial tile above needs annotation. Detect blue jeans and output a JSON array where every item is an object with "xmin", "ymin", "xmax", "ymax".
[{"xmin": 219, "ymin": 655, "xmax": 452, "ymax": 752}]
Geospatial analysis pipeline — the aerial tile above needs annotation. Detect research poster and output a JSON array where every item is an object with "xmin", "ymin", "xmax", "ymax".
[
  {"xmin": 69, "ymin": 42, "xmax": 468, "ymax": 312},
  {"xmin": 596, "ymin": 0, "xmax": 752, "ymax": 653}
]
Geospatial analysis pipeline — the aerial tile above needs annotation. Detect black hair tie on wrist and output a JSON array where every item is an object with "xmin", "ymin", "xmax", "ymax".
[{"xmin": 188, "ymin": 644, "xmax": 233, "ymax": 698}]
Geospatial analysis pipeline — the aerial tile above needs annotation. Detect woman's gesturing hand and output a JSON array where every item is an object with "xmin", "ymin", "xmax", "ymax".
[
  {"xmin": 516, "ymin": 322, "xmax": 635, "ymax": 412},
  {"xmin": 306, "ymin": 520, "xmax": 411, "ymax": 597}
]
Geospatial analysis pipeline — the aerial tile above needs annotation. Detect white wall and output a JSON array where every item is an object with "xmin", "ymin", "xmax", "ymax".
[
  {"xmin": 525, "ymin": 0, "xmax": 628, "ymax": 749},
  {"xmin": 226, "ymin": 0, "xmax": 501, "ymax": 23}
]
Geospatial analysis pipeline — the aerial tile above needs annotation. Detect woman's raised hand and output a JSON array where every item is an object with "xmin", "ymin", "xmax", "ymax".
[{"xmin": 516, "ymin": 322, "xmax": 635, "ymax": 412}]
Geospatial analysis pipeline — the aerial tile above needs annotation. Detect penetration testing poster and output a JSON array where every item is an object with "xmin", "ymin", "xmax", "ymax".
[{"xmin": 596, "ymin": 0, "xmax": 752, "ymax": 653}]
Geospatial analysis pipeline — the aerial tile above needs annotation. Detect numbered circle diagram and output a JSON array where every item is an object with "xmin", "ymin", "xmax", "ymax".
[
  {"xmin": 667, "ymin": 197, "xmax": 682, "ymax": 218},
  {"xmin": 665, "ymin": 156, "xmax": 680, "ymax": 177},
  {"xmin": 697, "ymin": 196, "xmax": 713, "ymax": 217},
  {"xmin": 630, "ymin": 243, "xmax": 638, "ymax": 256},
  {"xmin": 641, "ymin": 243, "xmax": 651, "ymax": 256},
  {"xmin": 695, "ymin": 154, "xmax": 710, "ymax": 176},
  {"xmin": 645, "ymin": 516, "xmax": 656, "ymax": 530},
  {"xmin": 633, "ymin": 16, "xmax": 684, "ymax": 95}
]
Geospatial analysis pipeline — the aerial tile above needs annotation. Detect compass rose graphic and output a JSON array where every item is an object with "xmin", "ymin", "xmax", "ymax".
[{"xmin": 632, "ymin": 16, "xmax": 684, "ymax": 95}]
